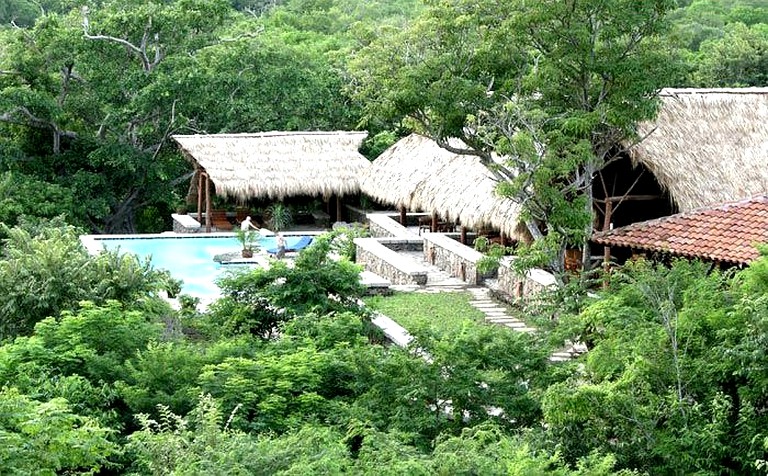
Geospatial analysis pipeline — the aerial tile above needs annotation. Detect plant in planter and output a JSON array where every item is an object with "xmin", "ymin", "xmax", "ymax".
[
  {"xmin": 235, "ymin": 227, "xmax": 260, "ymax": 258},
  {"xmin": 265, "ymin": 202, "xmax": 293, "ymax": 232}
]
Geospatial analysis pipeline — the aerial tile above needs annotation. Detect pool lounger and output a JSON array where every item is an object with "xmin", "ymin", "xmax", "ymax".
[{"xmin": 265, "ymin": 236, "xmax": 313, "ymax": 254}]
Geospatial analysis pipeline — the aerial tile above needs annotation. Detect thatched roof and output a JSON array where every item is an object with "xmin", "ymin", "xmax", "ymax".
[
  {"xmin": 360, "ymin": 133, "xmax": 528, "ymax": 240},
  {"xmin": 173, "ymin": 131, "xmax": 370, "ymax": 201},
  {"xmin": 630, "ymin": 88, "xmax": 768, "ymax": 212}
]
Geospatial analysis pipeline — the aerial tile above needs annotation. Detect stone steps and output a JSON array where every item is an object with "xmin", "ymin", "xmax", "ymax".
[{"xmin": 374, "ymin": 249, "xmax": 583, "ymax": 362}]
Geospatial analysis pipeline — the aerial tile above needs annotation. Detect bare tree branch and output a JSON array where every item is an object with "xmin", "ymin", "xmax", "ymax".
[
  {"xmin": 0, "ymin": 106, "xmax": 78, "ymax": 154},
  {"xmin": 82, "ymin": 7, "xmax": 164, "ymax": 73}
]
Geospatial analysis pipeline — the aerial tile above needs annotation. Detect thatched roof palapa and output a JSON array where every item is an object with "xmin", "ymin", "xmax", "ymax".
[
  {"xmin": 630, "ymin": 88, "xmax": 768, "ymax": 212},
  {"xmin": 173, "ymin": 131, "xmax": 370, "ymax": 201},
  {"xmin": 360, "ymin": 133, "xmax": 528, "ymax": 240}
]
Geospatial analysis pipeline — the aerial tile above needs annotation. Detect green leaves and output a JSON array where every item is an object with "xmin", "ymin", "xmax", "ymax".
[
  {"xmin": 0, "ymin": 387, "xmax": 118, "ymax": 475},
  {"xmin": 0, "ymin": 223, "xmax": 173, "ymax": 339}
]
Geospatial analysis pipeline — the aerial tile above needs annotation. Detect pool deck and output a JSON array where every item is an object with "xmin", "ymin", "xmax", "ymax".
[{"xmin": 80, "ymin": 229, "xmax": 327, "ymax": 255}]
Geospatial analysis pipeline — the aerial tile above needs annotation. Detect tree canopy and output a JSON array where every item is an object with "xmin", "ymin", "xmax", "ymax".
[{"xmin": 0, "ymin": 2, "xmax": 766, "ymax": 470}]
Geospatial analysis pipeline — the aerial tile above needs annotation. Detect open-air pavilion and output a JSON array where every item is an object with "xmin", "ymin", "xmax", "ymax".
[
  {"xmin": 173, "ymin": 131, "xmax": 370, "ymax": 231},
  {"xmin": 592, "ymin": 87, "xmax": 768, "ymax": 266},
  {"xmin": 599, "ymin": 87, "xmax": 768, "ymax": 224},
  {"xmin": 359, "ymin": 133, "xmax": 529, "ymax": 244}
]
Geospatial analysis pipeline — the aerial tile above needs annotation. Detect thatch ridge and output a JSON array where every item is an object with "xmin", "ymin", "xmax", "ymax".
[
  {"xmin": 173, "ymin": 131, "xmax": 370, "ymax": 201},
  {"xmin": 361, "ymin": 133, "xmax": 527, "ymax": 240},
  {"xmin": 630, "ymin": 88, "xmax": 768, "ymax": 212}
]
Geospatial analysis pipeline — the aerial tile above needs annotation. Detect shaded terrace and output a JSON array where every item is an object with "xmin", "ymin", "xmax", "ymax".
[
  {"xmin": 359, "ymin": 133, "xmax": 529, "ymax": 245},
  {"xmin": 173, "ymin": 131, "xmax": 370, "ymax": 231}
]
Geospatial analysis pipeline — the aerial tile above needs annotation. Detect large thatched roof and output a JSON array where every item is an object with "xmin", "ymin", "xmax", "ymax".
[
  {"xmin": 630, "ymin": 88, "xmax": 768, "ymax": 212},
  {"xmin": 360, "ymin": 133, "xmax": 528, "ymax": 240},
  {"xmin": 173, "ymin": 131, "xmax": 370, "ymax": 201}
]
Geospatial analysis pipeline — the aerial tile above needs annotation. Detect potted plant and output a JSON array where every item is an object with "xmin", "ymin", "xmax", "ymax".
[
  {"xmin": 266, "ymin": 202, "xmax": 293, "ymax": 232},
  {"xmin": 235, "ymin": 227, "xmax": 260, "ymax": 258}
]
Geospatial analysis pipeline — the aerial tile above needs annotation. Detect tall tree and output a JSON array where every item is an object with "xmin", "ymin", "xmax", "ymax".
[{"xmin": 349, "ymin": 0, "xmax": 679, "ymax": 272}]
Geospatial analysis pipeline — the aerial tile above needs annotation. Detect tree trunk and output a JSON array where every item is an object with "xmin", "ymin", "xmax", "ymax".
[{"xmin": 581, "ymin": 163, "xmax": 597, "ymax": 271}]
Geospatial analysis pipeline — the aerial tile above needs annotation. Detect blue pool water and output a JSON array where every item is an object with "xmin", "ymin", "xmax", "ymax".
[{"xmin": 98, "ymin": 235, "xmax": 304, "ymax": 298}]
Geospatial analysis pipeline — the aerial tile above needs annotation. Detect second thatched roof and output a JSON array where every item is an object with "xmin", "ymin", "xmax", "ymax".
[
  {"xmin": 360, "ymin": 133, "xmax": 528, "ymax": 240},
  {"xmin": 173, "ymin": 131, "xmax": 370, "ymax": 201},
  {"xmin": 630, "ymin": 88, "xmax": 768, "ymax": 212}
]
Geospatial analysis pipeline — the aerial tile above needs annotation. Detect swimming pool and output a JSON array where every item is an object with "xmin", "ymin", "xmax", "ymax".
[{"xmin": 84, "ymin": 233, "xmax": 311, "ymax": 299}]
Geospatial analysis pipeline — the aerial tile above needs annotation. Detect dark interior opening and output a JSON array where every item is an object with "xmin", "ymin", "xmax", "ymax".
[
  {"xmin": 590, "ymin": 154, "xmax": 677, "ymax": 264},
  {"xmin": 593, "ymin": 155, "xmax": 676, "ymax": 229}
]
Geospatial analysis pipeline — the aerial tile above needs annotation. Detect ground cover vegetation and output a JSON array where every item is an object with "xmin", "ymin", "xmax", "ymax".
[
  {"xmin": 1, "ymin": 225, "xmax": 768, "ymax": 473},
  {"xmin": 1, "ymin": 0, "xmax": 767, "ymax": 473}
]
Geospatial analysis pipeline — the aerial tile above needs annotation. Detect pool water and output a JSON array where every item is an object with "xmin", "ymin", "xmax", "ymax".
[{"xmin": 98, "ymin": 235, "xmax": 289, "ymax": 298}]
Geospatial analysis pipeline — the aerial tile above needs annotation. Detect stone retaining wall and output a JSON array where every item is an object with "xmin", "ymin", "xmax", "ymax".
[
  {"xmin": 375, "ymin": 237, "xmax": 423, "ymax": 252},
  {"xmin": 171, "ymin": 213, "xmax": 202, "ymax": 233},
  {"xmin": 496, "ymin": 257, "xmax": 558, "ymax": 300},
  {"xmin": 366, "ymin": 213, "xmax": 415, "ymax": 238},
  {"xmin": 422, "ymin": 233, "xmax": 494, "ymax": 285},
  {"xmin": 355, "ymin": 237, "xmax": 428, "ymax": 285}
]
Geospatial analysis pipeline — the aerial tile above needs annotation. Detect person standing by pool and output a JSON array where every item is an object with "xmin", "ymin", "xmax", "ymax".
[
  {"xmin": 276, "ymin": 233, "xmax": 286, "ymax": 260},
  {"xmin": 241, "ymin": 216, "xmax": 257, "ymax": 231}
]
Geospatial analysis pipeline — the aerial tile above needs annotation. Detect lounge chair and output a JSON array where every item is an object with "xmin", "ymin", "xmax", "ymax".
[{"xmin": 265, "ymin": 235, "xmax": 313, "ymax": 254}]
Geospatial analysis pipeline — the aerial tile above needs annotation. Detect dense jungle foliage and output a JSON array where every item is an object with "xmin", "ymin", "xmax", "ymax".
[
  {"xmin": 1, "ymin": 224, "xmax": 768, "ymax": 474},
  {"xmin": 1, "ymin": 0, "xmax": 767, "ymax": 473},
  {"xmin": 0, "ymin": 0, "xmax": 765, "ymax": 236}
]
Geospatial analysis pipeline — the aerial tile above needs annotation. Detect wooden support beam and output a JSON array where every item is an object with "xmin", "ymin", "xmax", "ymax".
[
  {"xmin": 461, "ymin": 226, "xmax": 467, "ymax": 244},
  {"xmin": 336, "ymin": 195, "xmax": 342, "ymax": 223},
  {"xmin": 399, "ymin": 206, "xmax": 406, "ymax": 225},
  {"xmin": 431, "ymin": 212, "xmax": 437, "ymax": 233},
  {"xmin": 594, "ymin": 194, "xmax": 659, "ymax": 204},
  {"xmin": 602, "ymin": 199, "xmax": 613, "ymax": 268},
  {"xmin": 204, "ymin": 173, "xmax": 212, "ymax": 233},
  {"xmin": 197, "ymin": 171, "xmax": 203, "ymax": 223}
]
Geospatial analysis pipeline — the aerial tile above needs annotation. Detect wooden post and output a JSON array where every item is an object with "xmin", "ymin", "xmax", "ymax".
[
  {"xmin": 431, "ymin": 212, "xmax": 438, "ymax": 233},
  {"xmin": 460, "ymin": 226, "xmax": 467, "ymax": 244},
  {"xmin": 500, "ymin": 231, "xmax": 506, "ymax": 247},
  {"xmin": 197, "ymin": 171, "xmax": 204, "ymax": 223},
  {"xmin": 399, "ymin": 206, "xmax": 406, "ymax": 225},
  {"xmin": 204, "ymin": 173, "xmax": 212, "ymax": 233},
  {"xmin": 602, "ymin": 199, "xmax": 613, "ymax": 267},
  {"xmin": 336, "ymin": 195, "xmax": 343, "ymax": 223}
]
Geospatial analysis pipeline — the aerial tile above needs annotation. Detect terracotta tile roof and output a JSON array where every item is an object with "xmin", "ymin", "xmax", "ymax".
[{"xmin": 592, "ymin": 195, "xmax": 768, "ymax": 265}]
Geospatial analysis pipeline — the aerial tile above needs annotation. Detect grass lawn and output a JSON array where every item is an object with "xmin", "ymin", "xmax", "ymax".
[{"xmin": 363, "ymin": 291, "xmax": 487, "ymax": 337}]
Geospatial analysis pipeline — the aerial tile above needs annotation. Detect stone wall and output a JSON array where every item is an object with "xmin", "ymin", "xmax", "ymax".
[
  {"xmin": 495, "ymin": 257, "xmax": 558, "ymax": 300},
  {"xmin": 422, "ymin": 233, "xmax": 495, "ymax": 285},
  {"xmin": 366, "ymin": 213, "xmax": 415, "ymax": 238},
  {"xmin": 171, "ymin": 213, "xmax": 202, "ymax": 233},
  {"xmin": 376, "ymin": 237, "xmax": 423, "ymax": 252},
  {"xmin": 355, "ymin": 237, "xmax": 428, "ymax": 285}
]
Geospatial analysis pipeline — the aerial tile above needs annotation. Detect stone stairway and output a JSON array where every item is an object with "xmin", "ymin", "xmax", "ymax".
[
  {"xmin": 369, "ymin": 248, "xmax": 586, "ymax": 362},
  {"xmin": 466, "ymin": 286, "xmax": 537, "ymax": 333}
]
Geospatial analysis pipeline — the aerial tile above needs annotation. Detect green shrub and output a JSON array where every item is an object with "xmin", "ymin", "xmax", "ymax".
[
  {"xmin": 0, "ymin": 387, "xmax": 119, "ymax": 474},
  {"xmin": 0, "ymin": 224, "xmax": 175, "ymax": 340}
]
